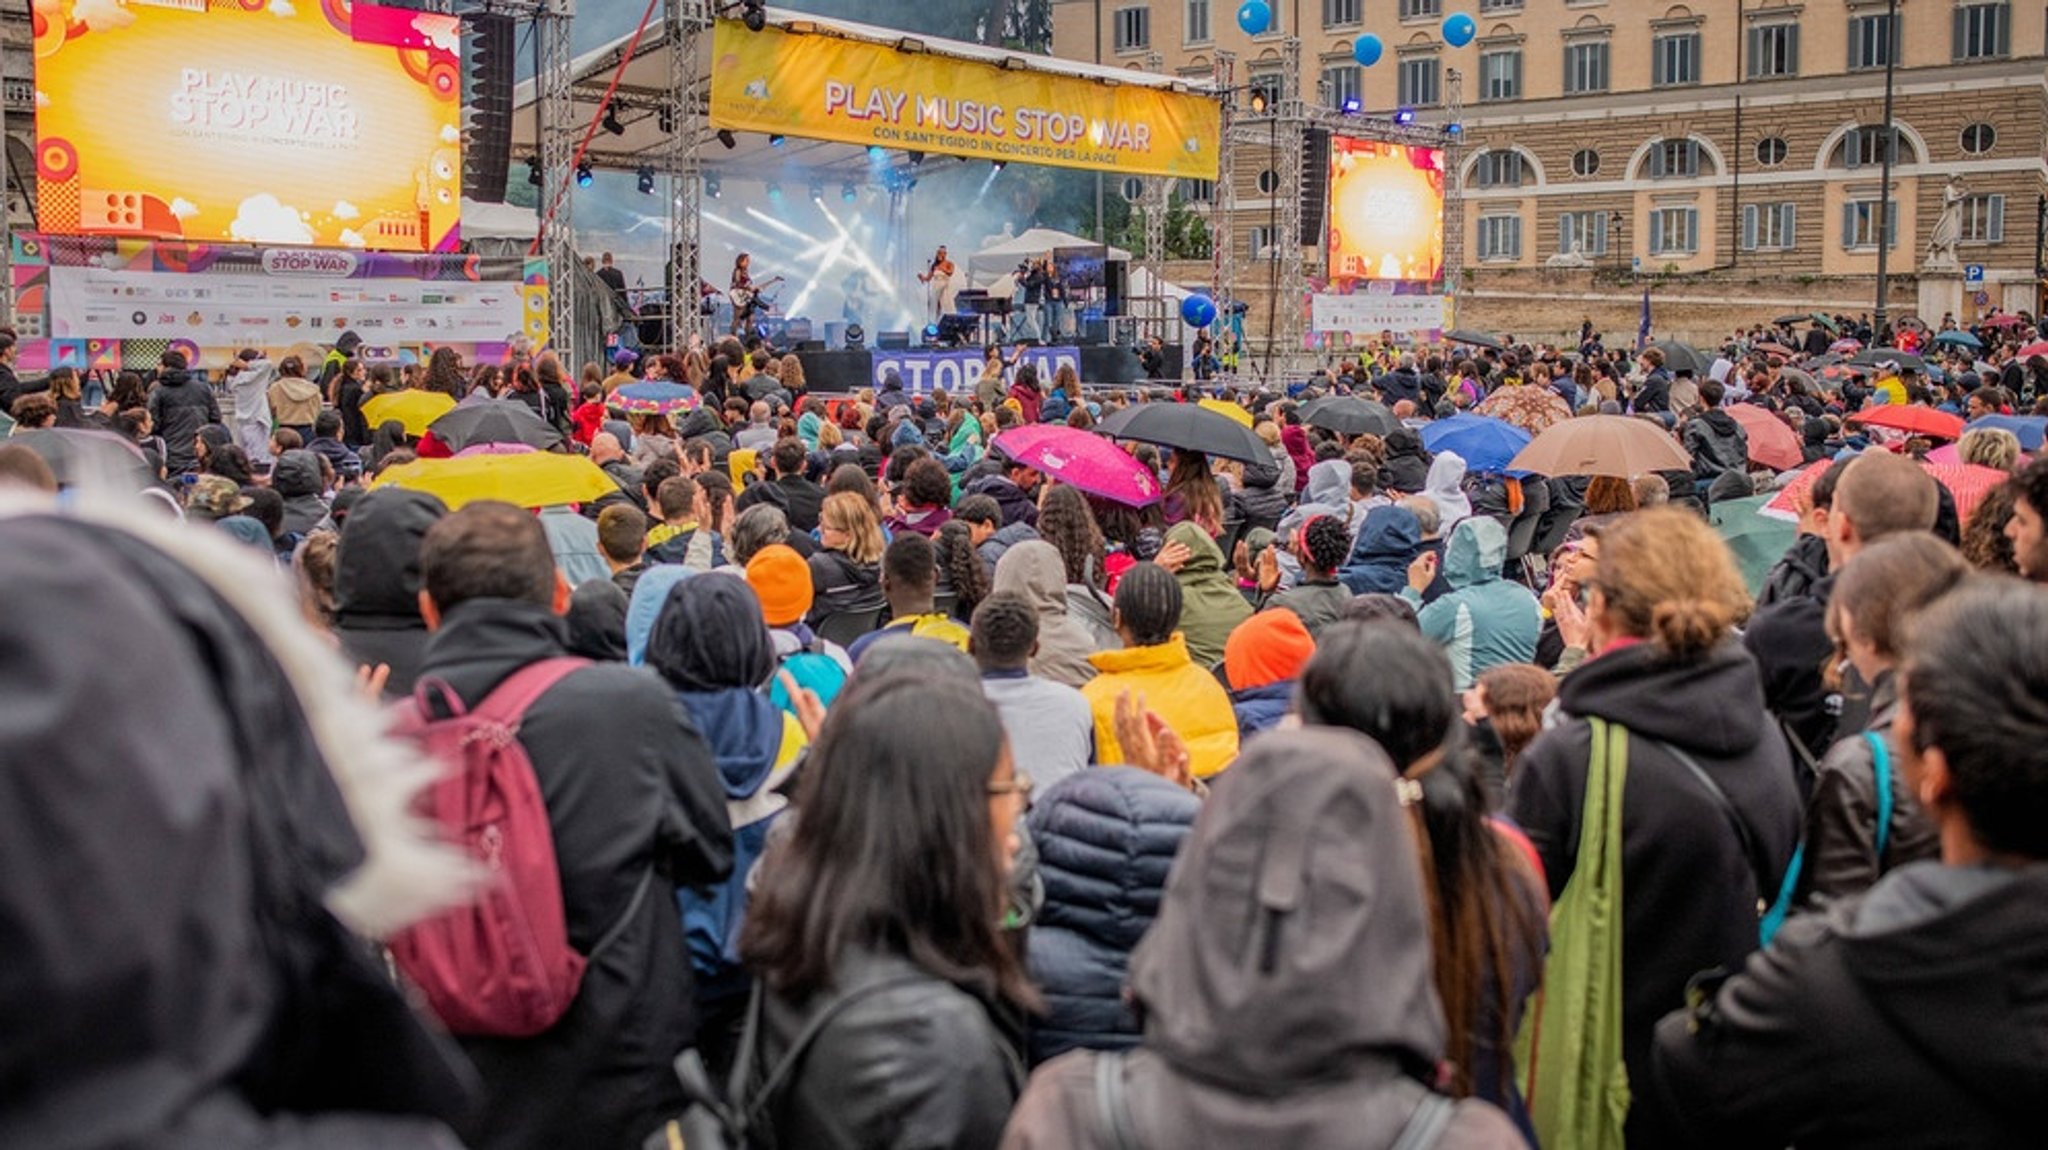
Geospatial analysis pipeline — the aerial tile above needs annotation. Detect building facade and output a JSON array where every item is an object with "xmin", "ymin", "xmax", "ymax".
[{"xmin": 1054, "ymin": 0, "xmax": 2048, "ymax": 342}]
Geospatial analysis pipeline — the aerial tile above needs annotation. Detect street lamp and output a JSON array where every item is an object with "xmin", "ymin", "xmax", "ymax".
[{"xmin": 1872, "ymin": 0, "xmax": 1900, "ymax": 336}]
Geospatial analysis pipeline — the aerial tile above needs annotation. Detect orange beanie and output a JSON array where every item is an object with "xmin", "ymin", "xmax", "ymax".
[
  {"xmin": 1223, "ymin": 609, "xmax": 1316, "ymax": 691},
  {"xmin": 745, "ymin": 544, "xmax": 814, "ymax": 628}
]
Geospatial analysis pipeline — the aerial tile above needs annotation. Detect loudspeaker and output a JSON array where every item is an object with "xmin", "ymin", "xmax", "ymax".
[
  {"xmin": 1103, "ymin": 260, "xmax": 1130, "ymax": 317},
  {"xmin": 1080, "ymin": 317, "xmax": 1109, "ymax": 344},
  {"xmin": 796, "ymin": 340, "xmax": 826, "ymax": 353},
  {"xmin": 463, "ymin": 13, "xmax": 515, "ymax": 203},
  {"xmin": 782, "ymin": 318, "xmax": 814, "ymax": 342},
  {"xmin": 878, "ymin": 331, "xmax": 911, "ymax": 350},
  {"xmin": 1301, "ymin": 127, "xmax": 1331, "ymax": 246}
]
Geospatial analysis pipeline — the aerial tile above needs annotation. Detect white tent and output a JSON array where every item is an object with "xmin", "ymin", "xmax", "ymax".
[{"xmin": 968, "ymin": 227, "xmax": 1131, "ymax": 288}]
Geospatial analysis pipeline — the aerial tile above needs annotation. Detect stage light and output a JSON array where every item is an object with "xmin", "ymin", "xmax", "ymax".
[
  {"xmin": 922, "ymin": 323, "xmax": 941, "ymax": 346},
  {"xmin": 766, "ymin": 182, "xmax": 782, "ymax": 200},
  {"xmin": 770, "ymin": 134, "xmax": 786, "ymax": 147},
  {"xmin": 1250, "ymin": 92, "xmax": 1267, "ymax": 114},
  {"xmin": 841, "ymin": 181, "xmax": 857, "ymax": 202},
  {"xmin": 526, "ymin": 155, "xmax": 541, "ymax": 186},
  {"xmin": 658, "ymin": 106, "xmax": 676, "ymax": 134},
  {"xmin": 1446, "ymin": 122, "xmax": 1463, "ymax": 137},
  {"xmin": 845, "ymin": 324, "xmax": 865, "ymax": 349},
  {"xmin": 992, "ymin": 160, "xmax": 1007, "ymax": 173},
  {"xmin": 602, "ymin": 104, "xmax": 625, "ymax": 136},
  {"xmin": 705, "ymin": 173, "xmax": 721, "ymax": 197},
  {"xmin": 740, "ymin": 0, "xmax": 766, "ymax": 32},
  {"xmin": 636, "ymin": 165, "xmax": 656, "ymax": 194},
  {"xmin": 717, "ymin": 129, "xmax": 737, "ymax": 149},
  {"xmin": 574, "ymin": 160, "xmax": 593, "ymax": 187},
  {"xmin": 867, "ymin": 145, "xmax": 886, "ymax": 160},
  {"xmin": 1394, "ymin": 107, "xmax": 1416, "ymax": 125},
  {"xmin": 909, "ymin": 151, "xmax": 925, "ymax": 165},
  {"xmin": 1340, "ymin": 97, "xmax": 1361, "ymax": 114},
  {"xmin": 808, "ymin": 182, "xmax": 825, "ymax": 202}
]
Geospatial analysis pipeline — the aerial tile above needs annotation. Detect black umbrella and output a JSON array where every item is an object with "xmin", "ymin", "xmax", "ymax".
[
  {"xmin": 1094, "ymin": 403, "xmax": 1269, "ymax": 463},
  {"xmin": 425, "ymin": 399, "xmax": 563, "ymax": 452},
  {"xmin": 1847, "ymin": 348, "xmax": 1927, "ymax": 374},
  {"xmin": 1300, "ymin": 395, "xmax": 1402, "ymax": 437},
  {"xmin": 12, "ymin": 428, "xmax": 153, "ymax": 490},
  {"xmin": 1445, "ymin": 329, "xmax": 1505, "ymax": 351},
  {"xmin": 1652, "ymin": 340, "xmax": 1709, "ymax": 376}
]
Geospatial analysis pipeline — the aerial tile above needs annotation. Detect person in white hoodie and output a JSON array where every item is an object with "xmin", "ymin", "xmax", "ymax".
[
  {"xmin": 226, "ymin": 350, "xmax": 277, "ymax": 467},
  {"xmin": 1424, "ymin": 449, "xmax": 1472, "ymax": 535}
]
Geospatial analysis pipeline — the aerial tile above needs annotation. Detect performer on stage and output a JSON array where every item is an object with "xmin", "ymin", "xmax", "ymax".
[
  {"xmin": 918, "ymin": 246, "xmax": 958, "ymax": 322},
  {"xmin": 731, "ymin": 252, "xmax": 781, "ymax": 337}
]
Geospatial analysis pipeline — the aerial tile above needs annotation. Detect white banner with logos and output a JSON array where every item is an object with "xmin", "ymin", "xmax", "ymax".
[
  {"xmin": 48, "ymin": 264, "xmax": 528, "ymax": 347},
  {"xmin": 1310, "ymin": 293, "xmax": 1445, "ymax": 334}
]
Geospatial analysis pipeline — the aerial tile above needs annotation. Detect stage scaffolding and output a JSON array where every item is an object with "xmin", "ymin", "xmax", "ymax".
[
  {"xmin": 536, "ymin": 0, "xmax": 578, "ymax": 354},
  {"xmin": 1209, "ymin": 35, "xmax": 1455, "ymax": 382},
  {"xmin": 665, "ymin": 0, "xmax": 711, "ymax": 349}
]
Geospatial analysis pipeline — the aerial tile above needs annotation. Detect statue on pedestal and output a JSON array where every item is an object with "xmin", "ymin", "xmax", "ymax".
[{"xmin": 1925, "ymin": 177, "xmax": 1967, "ymax": 270}]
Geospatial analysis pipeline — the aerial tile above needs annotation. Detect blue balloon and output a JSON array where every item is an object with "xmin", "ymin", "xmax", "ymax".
[
  {"xmin": 1236, "ymin": 0, "xmax": 1272, "ymax": 36},
  {"xmin": 1442, "ymin": 12, "xmax": 1476, "ymax": 46},
  {"xmin": 1353, "ymin": 33, "xmax": 1383, "ymax": 67},
  {"xmin": 1181, "ymin": 293, "xmax": 1219, "ymax": 329}
]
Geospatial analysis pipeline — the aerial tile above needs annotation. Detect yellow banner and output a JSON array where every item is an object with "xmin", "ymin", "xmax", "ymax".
[{"xmin": 710, "ymin": 22, "xmax": 1220, "ymax": 181}]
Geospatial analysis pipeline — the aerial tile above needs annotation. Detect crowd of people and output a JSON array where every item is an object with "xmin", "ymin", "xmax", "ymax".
[{"xmin": 6, "ymin": 305, "xmax": 2048, "ymax": 1150}]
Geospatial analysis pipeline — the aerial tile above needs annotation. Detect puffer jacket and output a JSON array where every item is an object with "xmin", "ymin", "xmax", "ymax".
[
  {"xmin": 1379, "ymin": 429, "xmax": 1432, "ymax": 494},
  {"xmin": 146, "ymin": 369, "xmax": 222, "ymax": 475},
  {"xmin": 1164, "ymin": 522, "xmax": 1252, "ymax": 671},
  {"xmin": 1082, "ymin": 635, "xmax": 1240, "ymax": 779},
  {"xmin": 967, "ymin": 475, "xmax": 1041, "ymax": 528},
  {"xmin": 1225, "ymin": 453, "xmax": 1291, "ymax": 544},
  {"xmin": 1682, "ymin": 408, "xmax": 1751, "ymax": 486},
  {"xmin": 1402, "ymin": 517, "xmax": 1540, "ymax": 690},
  {"xmin": 993, "ymin": 541, "xmax": 1100, "ymax": 687},
  {"xmin": 1026, "ymin": 768, "xmax": 1200, "ymax": 1065},
  {"xmin": 1789, "ymin": 672, "xmax": 1939, "ymax": 911},
  {"xmin": 979, "ymin": 522, "xmax": 1041, "ymax": 573},
  {"xmin": 1228, "ymin": 681, "xmax": 1295, "ymax": 736},
  {"xmin": 1341, "ymin": 506, "xmax": 1424, "ymax": 595}
]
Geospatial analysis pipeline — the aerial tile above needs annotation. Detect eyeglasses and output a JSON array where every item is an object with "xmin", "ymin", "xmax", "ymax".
[{"xmin": 987, "ymin": 774, "xmax": 1034, "ymax": 802}]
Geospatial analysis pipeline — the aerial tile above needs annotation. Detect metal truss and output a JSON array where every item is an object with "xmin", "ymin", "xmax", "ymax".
[
  {"xmin": 537, "ymin": 0, "xmax": 577, "ymax": 354},
  {"xmin": 667, "ymin": 0, "xmax": 712, "ymax": 348}
]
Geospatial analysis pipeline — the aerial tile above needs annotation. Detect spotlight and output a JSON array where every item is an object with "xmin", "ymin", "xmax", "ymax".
[
  {"xmin": 844, "ymin": 323, "xmax": 865, "ymax": 349},
  {"xmin": 602, "ymin": 104, "xmax": 625, "ymax": 136},
  {"xmin": 1340, "ymin": 97, "xmax": 1361, "ymax": 114},
  {"xmin": 705, "ymin": 172, "xmax": 721, "ymax": 197},
  {"xmin": 769, "ymin": 134, "xmax": 786, "ymax": 147},
  {"xmin": 922, "ymin": 323, "xmax": 941, "ymax": 346},
  {"xmin": 1445, "ymin": 122, "xmax": 1463, "ymax": 137},
  {"xmin": 658, "ymin": 106, "xmax": 676, "ymax": 134},
  {"xmin": 992, "ymin": 160, "xmax": 1007, "ymax": 173},
  {"xmin": 808, "ymin": 181, "xmax": 825, "ymax": 202},
  {"xmin": 740, "ymin": 0, "xmax": 766, "ymax": 32},
  {"xmin": 1394, "ymin": 107, "xmax": 1416, "ymax": 125},
  {"xmin": 841, "ymin": 181, "xmax": 857, "ymax": 202},
  {"xmin": 526, "ymin": 155, "xmax": 541, "ymax": 186},
  {"xmin": 717, "ymin": 128, "xmax": 737, "ymax": 149},
  {"xmin": 574, "ymin": 160, "xmax": 593, "ymax": 187},
  {"xmin": 766, "ymin": 182, "xmax": 782, "ymax": 199},
  {"xmin": 868, "ymin": 145, "xmax": 886, "ymax": 159},
  {"xmin": 636, "ymin": 165, "xmax": 655, "ymax": 194},
  {"xmin": 909, "ymin": 151, "xmax": 925, "ymax": 165},
  {"xmin": 1249, "ymin": 91, "xmax": 1267, "ymax": 114}
]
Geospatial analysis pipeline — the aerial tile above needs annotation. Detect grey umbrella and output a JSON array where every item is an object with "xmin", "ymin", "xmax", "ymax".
[
  {"xmin": 1300, "ymin": 396, "xmax": 1402, "ymax": 437},
  {"xmin": 1651, "ymin": 340, "xmax": 1710, "ymax": 376},
  {"xmin": 1094, "ymin": 402, "xmax": 1270, "ymax": 463},
  {"xmin": 11, "ymin": 428, "xmax": 154, "ymax": 491}
]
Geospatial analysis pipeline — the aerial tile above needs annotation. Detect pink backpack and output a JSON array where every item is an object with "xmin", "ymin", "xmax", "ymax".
[{"xmin": 388, "ymin": 657, "xmax": 591, "ymax": 1037}]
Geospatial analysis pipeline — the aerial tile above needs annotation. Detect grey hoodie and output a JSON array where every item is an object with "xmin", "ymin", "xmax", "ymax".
[
  {"xmin": 230, "ymin": 357, "xmax": 277, "ymax": 465},
  {"xmin": 1000, "ymin": 729, "xmax": 1523, "ymax": 1150},
  {"xmin": 993, "ymin": 540, "xmax": 1101, "ymax": 688}
]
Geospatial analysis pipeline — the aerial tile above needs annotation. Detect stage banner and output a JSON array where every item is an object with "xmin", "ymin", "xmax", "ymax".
[
  {"xmin": 872, "ymin": 345, "xmax": 1082, "ymax": 394},
  {"xmin": 33, "ymin": 0, "xmax": 462, "ymax": 252},
  {"xmin": 1327, "ymin": 137, "xmax": 1445, "ymax": 284},
  {"xmin": 710, "ymin": 21, "xmax": 1220, "ymax": 180},
  {"xmin": 1310, "ymin": 293, "xmax": 1445, "ymax": 334}
]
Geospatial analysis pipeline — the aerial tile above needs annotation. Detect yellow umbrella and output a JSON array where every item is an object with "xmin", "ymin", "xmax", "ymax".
[
  {"xmin": 371, "ymin": 453, "xmax": 622, "ymax": 510},
  {"xmin": 361, "ymin": 390, "xmax": 458, "ymax": 437},
  {"xmin": 1197, "ymin": 398, "xmax": 1253, "ymax": 428}
]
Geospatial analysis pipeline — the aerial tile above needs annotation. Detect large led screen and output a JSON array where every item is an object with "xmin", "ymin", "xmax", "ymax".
[{"xmin": 1326, "ymin": 137, "xmax": 1444, "ymax": 283}]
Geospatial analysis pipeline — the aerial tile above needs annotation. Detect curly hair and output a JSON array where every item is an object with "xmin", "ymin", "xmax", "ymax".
[
  {"xmin": 1962, "ymin": 481, "xmax": 2019, "ymax": 574},
  {"xmin": 1037, "ymin": 483, "xmax": 1107, "ymax": 588},
  {"xmin": 934, "ymin": 520, "xmax": 992, "ymax": 622},
  {"xmin": 1298, "ymin": 514, "xmax": 1352, "ymax": 575}
]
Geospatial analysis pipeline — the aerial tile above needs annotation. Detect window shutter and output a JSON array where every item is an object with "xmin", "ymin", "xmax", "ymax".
[
  {"xmin": 1787, "ymin": 24, "xmax": 1800, "ymax": 72},
  {"xmin": 1512, "ymin": 50, "xmax": 1523, "ymax": 97},
  {"xmin": 1998, "ymin": 4, "xmax": 2011, "ymax": 54},
  {"xmin": 1653, "ymin": 41, "xmax": 1665, "ymax": 86},
  {"xmin": 1742, "ymin": 204, "xmax": 1758, "ymax": 250},
  {"xmin": 1885, "ymin": 201, "xmax": 1898, "ymax": 249},
  {"xmin": 1686, "ymin": 210, "xmax": 1699, "ymax": 252},
  {"xmin": 1844, "ymin": 132, "xmax": 1861, "ymax": 169},
  {"xmin": 1842, "ymin": 203, "xmax": 1858, "ymax": 248},
  {"xmin": 1953, "ymin": 4, "xmax": 1968, "ymax": 58},
  {"xmin": 1783, "ymin": 203, "xmax": 1797, "ymax": 248},
  {"xmin": 1594, "ymin": 210, "xmax": 1608, "ymax": 253},
  {"xmin": 1849, "ymin": 16, "xmax": 1862, "ymax": 68},
  {"xmin": 1649, "ymin": 210, "xmax": 1663, "ymax": 254},
  {"xmin": 1989, "ymin": 194, "xmax": 2005, "ymax": 243},
  {"xmin": 1686, "ymin": 139, "xmax": 1700, "ymax": 175},
  {"xmin": 1745, "ymin": 26, "xmax": 1760, "ymax": 75}
]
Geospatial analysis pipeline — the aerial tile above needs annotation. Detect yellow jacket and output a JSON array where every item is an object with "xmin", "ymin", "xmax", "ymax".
[{"xmin": 1082, "ymin": 633, "xmax": 1241, "ymax": 778}]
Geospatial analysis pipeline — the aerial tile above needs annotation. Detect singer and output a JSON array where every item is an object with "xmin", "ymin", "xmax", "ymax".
[{"xmin": 917, "ymin": 246, "xmax": 958, "ymax": 322}]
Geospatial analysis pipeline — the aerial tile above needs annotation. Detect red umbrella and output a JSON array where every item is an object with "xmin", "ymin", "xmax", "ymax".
[
  {"xmin": 1981, "ymin": 313, "xmax": 2028, "ymax": 329},
  {"xmin": 1766, "ymin": 457, "xmax": 2007, "ymax": 522},
  {"xmin": 1848, "ymin": 405, "xmax": 1966, "ymax": 440},
  {"xmin": 1725, "ymin": 404, "xmax": 1804, "ymax": 470},
  {"xmin": 2017, "ymin": 339, "xmax": 2048, "ymax": 359}
]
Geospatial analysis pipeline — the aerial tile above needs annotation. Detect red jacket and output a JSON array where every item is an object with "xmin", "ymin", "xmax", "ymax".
[{"xmin": 570, "ymin": 400, "xmax": 606, "ymax": 447}]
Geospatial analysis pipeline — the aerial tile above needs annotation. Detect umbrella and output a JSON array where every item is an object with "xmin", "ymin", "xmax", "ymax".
[
  {"xmin": 453, "ymin": 442, "xmax": 540, "ymax": 457},
  {"xmin": 1761, "ymin": 460, "xmax": 1834, "ymax": 522},
  {"xmin": 2017, "ymin": 340, "xmax": 2048, "ymax": 359},
  {"xmin": 426, "ymin": 399, "xmax": 563, "ymax": 453},
  {"xmin": 10, "ymin": 427, "xmax": 152, "ymax": 490},
  {"xmin": 1932, "ymin": 330, "xmax": 1983, "ymax": 351},
  {"xmin": 1848, "ymin": 349, "xmax": 1926, "ymax": 373},
  {"xmin": 1476, "ymin": 386, "xmax": 1574, "ymax": 435},
  {"xmin": 1094, "ymin": 402, "xmax": 1270, "ymax": 463},
  {"xmin": 1774, "ymin": 312, "xmax": 1837, "ymax": 332},
  {"xmin": 1711, "ymin": 494, "xmax": 1800, "ymax": 598},
  {"xmin": 1849, "ymin": 405, "xmax": 1965, "ymax": 440},
  {"xmin": 361, "ymin": 389, "xmax": 457, "ymax": 437},
  {"xmin": 1725, "ymin": 404, "xmax": 1804, "ymax": 471},
  {"xmin": 1829, "ymin": 338, "xmax": 1865, "ymax": 354},
  {"xmin": 1419, "ymin": 414, "xmax": 1531, "ymax": 473},
  {"xmin": 991, "ymin": 425, "xmax": 1161, "ymax": 507},
  {"xmin": 1754, "ymin": 341, "xmax": 1797, "ymax": 358},
  {"xmin": 612, "ymin": 381, "xmax": 701, "ymax": 416},
  {"xmin": 1445, "ymin": 329, "xmax": 1505, "ymax": 351},
  {"xmin": 1651, "ymin": 341, "xmax": 1709, "ymax": 376},
  {"xmin": 1966, "ymin": 413, "xmax": 2048, "ymax": 451},
  {"xmin": 371, "ymin": 453, "xmax": 622, "ymax": 510},
  {"xmin": 1507, "ymin": 414, "xmax": 1691, "ymax": 478},
  {"xmin": 1775, "ymin": 366, "xmax": 1816, "ymax": 392},
  {"xmin": 1766, "ymin": 456, "xmax": 2007, "ymax": 523},
  {"xmin": 1197, "ymin": 398, "xmax": 1253, "ymax": 428},
  {"xmin": 1300, "ymin": 396, "xmax": 1401, "ymax": 437},
  {"xmin": 1981, "ymin": 313, "xmax": 2028, "ymax": 329}
]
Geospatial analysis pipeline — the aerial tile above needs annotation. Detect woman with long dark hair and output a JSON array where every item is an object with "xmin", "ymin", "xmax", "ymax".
[
  {"xmin": 1299, "ymin": 620, "xmax": 1549, "ymax": 1141},
  {"xmin": 421, "ymin": 346, "xmax": 465, "ymax": 400},
  {"xmin": 740, "ymin": 672, "xmax": 1032, "ymax": 1149},
  {"xmin": 1036, "ymin": 483, "xmax": 1119, "ymax": 649},
  {"xmin": 934, "ymin": 519, "xmax": 992, "ymax": 623}
]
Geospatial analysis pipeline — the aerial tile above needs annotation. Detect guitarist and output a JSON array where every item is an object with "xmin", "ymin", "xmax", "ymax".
[
  {"xmin": 917, "ymin": 246, "xmax": 958, "ymax": 323},
  {"xmin": 731, "ymin": 252, "xmax": 772, "ymax": 336}
]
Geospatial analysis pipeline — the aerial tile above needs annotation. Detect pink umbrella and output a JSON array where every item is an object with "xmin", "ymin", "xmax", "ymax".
[
  {"xmin": 991, "ymin": 425, "xmax": 1161, "ymax": 507},
  {"xmin": 1927, "ymin": 443, "xmax": 2031, "ymax": 466},
  {"xmin": 2018, "ymin": 339, "xmax": 2048, "ymax": 359},
  {"xmin": 1725, "ymin": 404, "xmax": 1804, "ymax": 471},
  {"xmin": 1766, "ymin": 457, "xmax": 2007, "ymax": 522},
  {"xmin": 1829, "ymin": 338, "xmax": 1864, "ymax": 354},
  {"xmin": 454, "ymin": 441, "xmax": 540, "ymax": 458}
]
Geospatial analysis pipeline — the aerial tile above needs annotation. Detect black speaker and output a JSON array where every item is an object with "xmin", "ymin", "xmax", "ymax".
[
  {"xmin": 1104, "ymin": 260, "xmax": 1130, "ymax": 318},
  {"xmin": 463, "ymin": 13, "xmax": 515, "ymax": 203},
  {"xmin": 796, "ymin": 340, "xmax": 826, "ymax": 353},
  {"xmin": 877, "ymin": 331, "xmax": 911, "ymax": 350},
  {"xmin": 1301, "ymin": 127, "xmax": 1331, "ymax": 245}
]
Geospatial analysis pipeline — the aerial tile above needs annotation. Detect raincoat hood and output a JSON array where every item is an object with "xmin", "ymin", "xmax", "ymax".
[
  {"xmin": 1441, "ymin": 515, "xmax": 1507, "ymax": 590},
  {"xmin": 1423, "ymin": 451, "xmax": 1471, "ymax": 526},
  {"xmin": 1129, "ymin": 728, "xmax": 1444, "ymax": 1093},
  {"xmin": 1165, "ymin": 519, "xmax": 1226, "ymax": 577},
  {"xmin": 1339, "ymin": 505, "xmax": 1423, "ymax": 595},
  {"xmin": 271, "ymin": 449, "xmax": 324, "ymax": 499},
  {"xmin": 992, "ymin": 539, "xmax": 1070, "ymax": 617},
  {"xmin": 333, "ymin": 488, "xmax": 446, "ymax": 624},
  {"xmin": 645, "ymin": 573, "xmax": 774, "ymax": 693},
  {"xmin": 1559, "ymin": 637, "xmax": 1769, "ymax": 758},
  {"xmin": 1304, "ymin": 459, "xmax": 1353, "ymax": 508},
  {"xmin": 675, "ymin": 686, "xmax": 788, "ymax": 801},
  {"xmin": 626, "ymin": 564, "xmax": 695, "ymax": 666}
]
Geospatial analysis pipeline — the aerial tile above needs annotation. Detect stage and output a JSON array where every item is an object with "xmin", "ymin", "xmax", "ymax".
[{"xmin": 793, "ymin": 343, "xmax": 1180, "ymax": 395}]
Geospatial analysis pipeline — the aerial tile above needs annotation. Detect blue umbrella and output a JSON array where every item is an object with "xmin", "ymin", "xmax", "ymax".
[
  {"xmin": 1420, "ymin": 413, "xmax": 1532, "ymax": 473},
  {"xmin": 1933, "ymin": 329, "xmax": 1982, "ymax": 351},
  {"xmin": 1967, "ymin": 413, "xmax": 2047, "ymax": 451}
]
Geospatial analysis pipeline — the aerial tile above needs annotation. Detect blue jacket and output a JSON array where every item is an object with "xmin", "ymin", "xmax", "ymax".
[
  {"xmin": 1229, "ymin": 680, "xmax": 1295, "ymax": 737},
  {"xmin": 1340, "ymin": 505, "xmax": 1423, "ymax": 595},
  {"xmin": 1402, "ymin": 517, "xmax": 1541, "ymax": 690},
  {"xmin": 1025, "ymin": 767, "xmax": 1200, "ymax": 1065}
]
